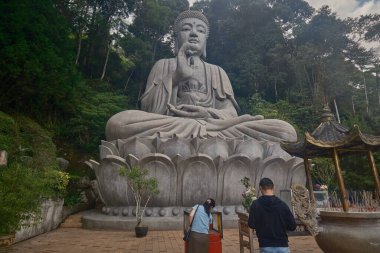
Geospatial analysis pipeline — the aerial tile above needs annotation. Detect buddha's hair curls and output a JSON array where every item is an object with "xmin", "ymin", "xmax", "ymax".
[{"xmin": 174, "ymin": 10, "xmax": 209, "ymax": 38}]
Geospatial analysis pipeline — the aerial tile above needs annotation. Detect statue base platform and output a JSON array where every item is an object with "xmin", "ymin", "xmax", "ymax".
[
  {"xmin": 81, "ymin": 208, "xmax": 240, "ymax": 230},
  {"xmin": 86, "ymin": 136, "xmax": 306, "ymax": 208}
]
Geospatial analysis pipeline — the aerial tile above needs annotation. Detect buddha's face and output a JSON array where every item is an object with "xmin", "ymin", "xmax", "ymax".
[{"xmin": 177, "ymin": 18, "xmax": 207, "ymax": 56}]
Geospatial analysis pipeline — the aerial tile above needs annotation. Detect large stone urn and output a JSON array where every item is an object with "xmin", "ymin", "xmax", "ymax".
[{"xmin": 315, "ymin": 210, "xmax": 380, "ymax": 253}]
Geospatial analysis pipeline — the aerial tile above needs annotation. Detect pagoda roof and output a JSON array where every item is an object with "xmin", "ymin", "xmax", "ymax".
[{"xmin": 281, "ymin": 106, "xmax": 380, "ymax": 158}]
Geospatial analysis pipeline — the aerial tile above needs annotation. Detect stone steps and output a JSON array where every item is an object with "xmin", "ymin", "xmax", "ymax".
[{"xmin": 60, "ymin": 214, "xmax": 83, "ymax": 228}]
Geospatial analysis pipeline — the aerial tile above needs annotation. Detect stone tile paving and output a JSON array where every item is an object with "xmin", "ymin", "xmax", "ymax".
[{"xmin": 7, "ymin": 228, "xmax": 322, "ymax": 253}]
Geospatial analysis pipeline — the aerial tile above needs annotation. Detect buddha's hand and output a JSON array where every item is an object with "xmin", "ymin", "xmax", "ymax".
[
  {"xmin": 168, "ymin": 104, "xmax": 210, "ymax": 118},
  {"xmin": 173, "ymin": 43, "xmax": 195, "ymax": 84}
]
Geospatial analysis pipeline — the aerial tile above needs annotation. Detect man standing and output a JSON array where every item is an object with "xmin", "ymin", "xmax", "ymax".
[{"xmin": 248, "ymin": 178, "xmax": 297, "ymax": 253}]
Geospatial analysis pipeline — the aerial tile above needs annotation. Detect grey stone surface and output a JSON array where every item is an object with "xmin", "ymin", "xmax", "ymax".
[
  {"xmin": 86, "ymin": 137, "xmax": 306, "ymax": 207},
  {"xmin": 85, "ymin": 11, "xmax": 307, "ymax": 223},
  {"xmin": 0, "ymin": 150, "xmax": 8, "ymax": 166},
  {"xmin": 82, "ymin": 208, "xmax": 241, "ymax": 230},
  {"xmin": 56, "ymin": 157, "xmax": 69, "ymax": 171},
  {"xmin": 105, "ymin": 11, "xmax": 297, "ymax": 143},
  {"xmin": 15, "ymin": 199, "xmax": 64, "ymax": 242}
]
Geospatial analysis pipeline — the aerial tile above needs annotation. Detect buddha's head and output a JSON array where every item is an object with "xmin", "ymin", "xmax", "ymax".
[{"xmin": 174, "ymin": 10, "xmax": 209, "ymax": 58}]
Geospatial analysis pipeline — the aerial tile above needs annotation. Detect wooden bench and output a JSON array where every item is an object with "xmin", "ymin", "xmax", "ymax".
[{"xmin": 237, "ymin": 212, "xmax": 255, "ymax": 253}]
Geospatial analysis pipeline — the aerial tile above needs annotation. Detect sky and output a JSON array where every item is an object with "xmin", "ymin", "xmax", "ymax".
[
  {"xmin": 188, "ymin": 0, "xmax": 380, "ymax": 53},
  {"xmin": 188, "ymin": 0, "xmax": 380, "ymax": 18},
  {"xmin": 306, "ymin": 0, "xmax": 380, "ymax": 18}
]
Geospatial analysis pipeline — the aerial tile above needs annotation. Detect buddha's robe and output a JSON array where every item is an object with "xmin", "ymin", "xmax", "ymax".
[{"xmin": 106, "ymin": 58, "xmax": 297, "ymax": 142}]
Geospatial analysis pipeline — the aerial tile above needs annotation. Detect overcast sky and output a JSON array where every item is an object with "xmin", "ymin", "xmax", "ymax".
[
  {"xmin": 306, "ymin": 0, "xmax": 380, "ymax": 18},
  {"xmin": 188, "ymin": 0, "xmax": 380, "ymax": 53},
  {"xmin": 305, "ymin": 0, "xmax": 380, "ymax": 54},
  {"xmin": 188, "ymin": 0, "xmax": 380, "ymax": 18}
]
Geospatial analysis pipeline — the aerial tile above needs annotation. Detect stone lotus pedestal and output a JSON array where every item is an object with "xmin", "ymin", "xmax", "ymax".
[
  {"xmin": 85, "ymin": 136, "xmax": 305, "ymax": 229},
  {"xmin": 315, "ymin": 210, "xmax": 380, "ymax": 253}
]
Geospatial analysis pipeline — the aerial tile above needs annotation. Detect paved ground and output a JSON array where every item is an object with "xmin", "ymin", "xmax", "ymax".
[{"xmin": 6, "ymin": 228, "xmax": 322, "ymax": 253}]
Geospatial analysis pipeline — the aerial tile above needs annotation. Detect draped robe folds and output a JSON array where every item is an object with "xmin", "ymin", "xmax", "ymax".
[{"xmin": 105, "ymin": 58, "xmax": 297, "ymax": 142}]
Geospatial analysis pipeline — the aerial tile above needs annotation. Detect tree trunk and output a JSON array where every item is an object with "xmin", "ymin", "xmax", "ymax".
[
  {"xmin": 333, "ymin": 98, "xmax": 341, "ymax": 123},
  {"xmin": 75, "ymin": 33, "xmax": 82, "ymax": 65},
  {"xmin": 75, "ymin": 3, "xmax": 89, "ymax": 65},
  {"xmin": 152, "ymin": 39, "xmax": 158, "ymax": 63},
  {"xmin": 376, "ymin": 69, "xmax": 380, "ymax": 106},
  {"xmin": 303, "ymin": 64, "xmax": 314, "ymax": 97},
  {"xmin": 362, "ymin": 71, "xmax": 369, "ymax": 113},
  {"xmin": 351, "ymin": 95, "xmax": 356, "ymax": 115},
  {"xmin": 83, "ymin": 3, "xmax": 97, "ymax": 69},
  {"xmin": 124, "ymin": 69, "xmax": 135, "ymax": 91},
  {"xmin": 100, "ymin": 41, "xmax": 111, "ymax": 80},
  {"xmin": 274, "ymin": 76, "xmax": 278, "ymax": 100}
]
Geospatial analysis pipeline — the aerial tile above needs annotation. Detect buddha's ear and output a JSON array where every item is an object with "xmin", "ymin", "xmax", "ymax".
[
  {"xmin": 202, "ymin": 42, "xmax": 207, "ymax": 58},
  {"xmin": 174, "ymin": 40, "xmax": 179, "ymax": 55}
]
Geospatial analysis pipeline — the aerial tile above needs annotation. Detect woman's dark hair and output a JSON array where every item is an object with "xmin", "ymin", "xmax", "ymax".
[{"xmin": 203, "ymin": 198, "xmax": 216, "ymax": 216}]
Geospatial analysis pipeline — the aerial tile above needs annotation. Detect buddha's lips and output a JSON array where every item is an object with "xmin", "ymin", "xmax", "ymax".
[{"xmin": 189, "ymin": 39, "xmax": 199, "ymax": 43}]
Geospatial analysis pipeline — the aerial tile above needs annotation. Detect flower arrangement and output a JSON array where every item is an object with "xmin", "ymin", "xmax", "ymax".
[
  {"xmin": 320, "ymin": 184, "xmax": 328, "ymax": 191},
  {"xmin": 240, "ymin": 177, "xmax": 257, "ymax": 212}
]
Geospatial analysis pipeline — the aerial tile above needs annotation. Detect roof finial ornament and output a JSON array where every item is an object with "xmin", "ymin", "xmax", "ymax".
[{"xmin": 320, "ymin": 103, "xmax": 335, "ymax": 123}]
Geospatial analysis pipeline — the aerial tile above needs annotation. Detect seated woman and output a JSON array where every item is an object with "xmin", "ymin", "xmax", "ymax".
[{"xmin": 106, "ymin": 10, "xmax": 296, "ymax": 143}]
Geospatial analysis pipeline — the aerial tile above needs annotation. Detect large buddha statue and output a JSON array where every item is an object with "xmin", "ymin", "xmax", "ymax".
[{"xmin": 106, "ymin": 10, "xmax": 297, "ymax": 143}]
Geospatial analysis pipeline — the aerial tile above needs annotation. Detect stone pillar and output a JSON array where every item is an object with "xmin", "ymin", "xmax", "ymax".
[{"xmin": 0, "ymin": 150, "xmax": 8, "ymax": 166}]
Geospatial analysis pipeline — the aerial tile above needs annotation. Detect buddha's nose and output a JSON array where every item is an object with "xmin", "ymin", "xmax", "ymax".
[{"xmin": 189, "ymin": 29, "xmax": 198, "ymax": 37}]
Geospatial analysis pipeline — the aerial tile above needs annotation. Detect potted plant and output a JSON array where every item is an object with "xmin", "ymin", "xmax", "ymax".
[{"xmin": 120, "ymin": 166, "xmax": 159, "ymax": 237}]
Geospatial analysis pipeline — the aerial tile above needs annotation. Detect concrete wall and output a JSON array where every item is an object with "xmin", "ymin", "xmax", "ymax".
[{"xmin": 15, "ymin": 199, "xmax": 64, "ymax": 242}]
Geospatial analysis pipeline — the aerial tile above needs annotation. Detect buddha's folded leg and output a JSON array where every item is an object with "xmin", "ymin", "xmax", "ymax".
[
  {"xmin": 106, "ymin": 110, "xmax": 297, "ymax": 142},
  {"xmin": 105, "ymin": 110, "xmax": 207, "ymax": 141},
  {"xmin": 227, "ymin": 119, "xmax": 297, "ymax": 142},
  {"xmin": 205, "ymin": 117, "xmax": 297, "ymax": 142}
]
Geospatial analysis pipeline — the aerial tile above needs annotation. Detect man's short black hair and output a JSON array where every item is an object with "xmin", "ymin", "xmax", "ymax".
[{"xmin": 259, "ymin": 177, "xmax": 274, "ymax": 190}]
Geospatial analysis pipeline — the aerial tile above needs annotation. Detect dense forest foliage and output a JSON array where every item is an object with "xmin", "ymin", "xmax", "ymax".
[{"xmin": 1, "ymin": 0, "xmax": 379, "ymax": 190}]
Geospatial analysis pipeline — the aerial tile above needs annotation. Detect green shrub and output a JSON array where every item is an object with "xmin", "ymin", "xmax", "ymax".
[
  {"xmin": 64, "ymin": 191, "xmax": 82, "ymax": 207},
  {"xmin": 0, "ymin": 163, "xmax": 46, "ymax": 235},
  {"xmin": 0, "ymin": 111, "xmax": 20, "ymax": 157},
  {"xmin": 0, "ymin": 112, "xmax": 71, "ymax": 234},
  {"xmin": 14, "ymin": 115, "xmax": 57, "ymax": 169},
  {"xmin": 41, "ymin": 169, "xmax": 70, "ymax": 199}
]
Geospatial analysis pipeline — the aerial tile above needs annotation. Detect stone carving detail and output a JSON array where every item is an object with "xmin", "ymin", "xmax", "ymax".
[
  {"xmin": 179, "ymin": 154, "xmax": 217, "ymax": 206},
  {"xmin": 219, "ymin": 155, "xmax": 253, "ymax": 205},
  {"xmin": 0, "ymin": 150, "xmax": 8, "ymax": 167},
  {"xmin": 86, "ymin": 136, "xmax": 306, "ymax": 217},
  {"xmin": 85, "ymin": 10, "xmax": 307, "ymax": 218},
  {"xmin": 139, "ymin": 154, "xmax": 176, "ymax": 206}
]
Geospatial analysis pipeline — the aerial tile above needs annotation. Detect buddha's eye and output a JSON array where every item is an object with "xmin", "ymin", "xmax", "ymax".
[
  {"xmin": 197, "ymin": 26, "xmax": 206, "ymax": 34},
  {"xmin": 181, "ymin": 24, "xmax": 192, "ymax": 32}
]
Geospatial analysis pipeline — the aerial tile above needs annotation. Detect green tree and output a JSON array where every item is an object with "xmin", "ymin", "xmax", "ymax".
[
  {"xmin": 292, "ymin": 7, "xmax": 351, "ymax": 105},
  {"xmin": 193, "ymin": 0, "xmax": 314, "ymax": 112},
  {"xmin": 0, "ymin": 0, "xmax": 81, "ymax": 120},
  {"xmin": 121, "ymin": 0, "xmax": 188, "ymax": 105},
  {"xmin": 59, "ymin": 82, "xmax": 128, "ymax": 152}
]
